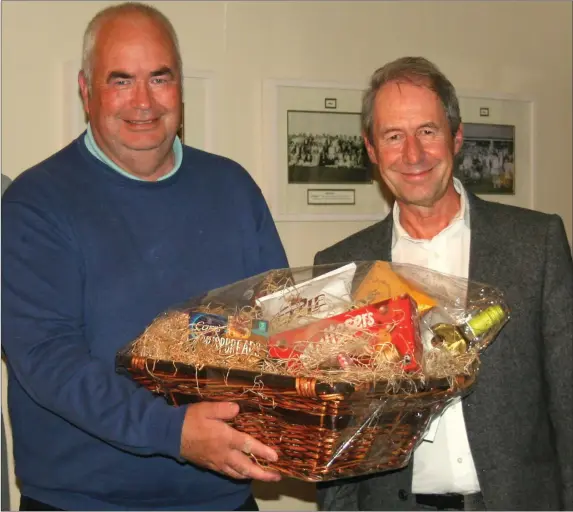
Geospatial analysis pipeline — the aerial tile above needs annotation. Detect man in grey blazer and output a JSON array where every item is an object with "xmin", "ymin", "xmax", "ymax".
[{"xmin": 314, "ymin": 57, "xmax": 572, "ymax": 511}]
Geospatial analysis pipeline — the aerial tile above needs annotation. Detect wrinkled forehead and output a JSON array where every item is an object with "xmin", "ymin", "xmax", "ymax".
[{"xmin": 374, "ymin": 81, "xmax": 448, "ymax": 125}]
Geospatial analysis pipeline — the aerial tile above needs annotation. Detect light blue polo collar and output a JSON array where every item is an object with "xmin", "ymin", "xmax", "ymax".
[{"xmin": 83, "ymin": 123, "xmax": 182, "ymax": 181}]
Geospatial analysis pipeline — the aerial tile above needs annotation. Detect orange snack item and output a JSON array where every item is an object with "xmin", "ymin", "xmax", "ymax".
[
  {"xmin": 268, "ymin": 295, "xmax": 423, "ymax": 372},
  {"xmin": 353, "ymin": 261, "xmax": 436, "ymax": 314}
]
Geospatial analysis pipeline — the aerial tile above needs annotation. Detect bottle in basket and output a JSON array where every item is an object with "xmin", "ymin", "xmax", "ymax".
[
  {"xmin": 429, "ymin": 303, "xmax": 507, "ymax": 353},
  {"xmin": 458, "ymin": 304, "xmax": 507, "ymax": 348}
]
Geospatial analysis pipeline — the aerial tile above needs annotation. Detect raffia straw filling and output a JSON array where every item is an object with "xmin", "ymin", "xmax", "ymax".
[{"xmin": 128, "ymin": 301, "xmax": 479, "ymax": 389}]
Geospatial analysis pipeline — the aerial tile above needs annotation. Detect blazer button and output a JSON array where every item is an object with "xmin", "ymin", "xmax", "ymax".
[{"xmin": 398, "ymin": 489, "xmax": 408, "ymax": 501}]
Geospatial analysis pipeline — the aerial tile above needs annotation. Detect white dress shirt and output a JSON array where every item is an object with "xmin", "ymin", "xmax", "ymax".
[{"xmin": 391, "ymin": 178, "xmax": 481, "ymax": 495}]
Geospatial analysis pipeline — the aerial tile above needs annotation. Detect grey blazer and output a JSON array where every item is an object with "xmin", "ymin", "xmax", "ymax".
[{"xmin": 314, "ymin": 193, "xmax": 573, "ymax": 511}]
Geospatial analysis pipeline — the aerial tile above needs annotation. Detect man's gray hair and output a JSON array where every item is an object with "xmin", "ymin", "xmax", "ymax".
[
  {"xmin": 81, "ymin": 2, "xmax": 183, "ymax": 93},
  {"xmin": 361, "ymin": 57, "xmax": 461, "ymax": 144}
]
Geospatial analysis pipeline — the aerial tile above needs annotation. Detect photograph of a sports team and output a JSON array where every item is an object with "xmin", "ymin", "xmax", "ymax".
[
  {"xmin": 287, "ymin": 110, "xmax": 372, "ymax": 184},
  {"xmin": 455, "ymin": 122, "xmax": 515, "ymax": 195}
]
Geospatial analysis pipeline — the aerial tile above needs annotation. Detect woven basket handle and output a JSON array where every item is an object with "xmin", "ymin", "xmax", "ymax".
[
  {"xmin": 130, "ymin": 356, "xmax": 147, "ymax": 371},
  {"xmin": 295, "ymin": 377, "xmax": 318, "ymax": 398}
]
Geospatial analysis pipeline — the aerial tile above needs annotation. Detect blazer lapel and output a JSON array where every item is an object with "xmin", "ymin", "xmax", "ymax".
[
  {"xmin": 468, "ymin": 193, "xmax": 502, "ymax": 285},
  {"xmin": 373, "ymin": 215, "xmax": 393, "ymax": 262},
  {"xmin": 464, "ymin": 192, "xmax": 509, "ymax": 478}
]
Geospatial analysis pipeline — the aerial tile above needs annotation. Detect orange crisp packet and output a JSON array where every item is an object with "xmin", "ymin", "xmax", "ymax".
[{"xmin": 353, "ymin": 261, "xmax": 436, "ymax": 314}]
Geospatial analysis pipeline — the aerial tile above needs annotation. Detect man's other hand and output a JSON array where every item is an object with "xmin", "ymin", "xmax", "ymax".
[{"xmin": 180, "ymin": 401, "xmax": 282, "ymax": 482}]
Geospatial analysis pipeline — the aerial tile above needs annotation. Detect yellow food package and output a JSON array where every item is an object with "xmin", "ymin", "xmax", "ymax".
[{"xmin": 353, "ymin": 261, "xmax": 436, "ymax": 314}]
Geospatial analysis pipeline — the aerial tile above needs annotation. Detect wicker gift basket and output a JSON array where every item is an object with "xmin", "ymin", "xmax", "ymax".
[{"xmin": 115, "ymin": 261, "xmax": 509, "ymax": 482}]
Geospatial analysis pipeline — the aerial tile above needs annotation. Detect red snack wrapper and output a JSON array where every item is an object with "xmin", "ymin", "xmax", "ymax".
[
  {"xmin": 268, "ymin": 294, "xmax": 423, "ymax": 372},
  {"xmin": 368, "ymin": 295, "xmax": 423, "ymax": 371}
]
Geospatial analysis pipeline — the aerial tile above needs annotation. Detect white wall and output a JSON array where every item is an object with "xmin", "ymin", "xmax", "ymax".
[{"xmin": 2, "ymin": 1, "xmax": 572, "ymax": 510}]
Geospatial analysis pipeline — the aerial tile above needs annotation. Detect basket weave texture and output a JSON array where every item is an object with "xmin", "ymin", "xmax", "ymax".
[{"xmin": 116, "ymin": 353, "xmax": 473, "ymax": 482}]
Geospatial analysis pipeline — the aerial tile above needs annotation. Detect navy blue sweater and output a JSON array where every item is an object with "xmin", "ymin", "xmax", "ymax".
[{"xmin": 1, "ymin": 137, "xmax": 288, "ymax": 510}]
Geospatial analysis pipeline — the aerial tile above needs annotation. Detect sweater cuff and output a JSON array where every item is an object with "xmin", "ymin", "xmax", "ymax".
[{"xmin": 153, "ymin": 401, "xmax": 188, "ymax": 461}]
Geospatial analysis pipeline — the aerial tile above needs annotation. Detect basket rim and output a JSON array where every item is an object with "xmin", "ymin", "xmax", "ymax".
[{"xmin": 115, "ymin": 350, "xmax": 476, "ymax": 399}]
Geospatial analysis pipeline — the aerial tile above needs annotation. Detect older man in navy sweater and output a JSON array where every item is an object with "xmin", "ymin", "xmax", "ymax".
[{"xmin": 1, "ymin": 3, "xmax": 287, "ymax": 511}]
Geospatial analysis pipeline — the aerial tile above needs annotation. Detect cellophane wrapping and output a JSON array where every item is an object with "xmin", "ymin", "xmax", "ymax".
[{"xmin": 115, "ymin": 260, "xmax": 510, "ymax": 482}]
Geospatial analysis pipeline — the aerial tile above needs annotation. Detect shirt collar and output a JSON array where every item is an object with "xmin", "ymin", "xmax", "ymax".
[
  {"xmin": 391, "ymin": 177, "xmax": 470, "ymax": 247},
  {"xmin": 83, "ymin": 123, "xmax": 183, "ymax": 181}
]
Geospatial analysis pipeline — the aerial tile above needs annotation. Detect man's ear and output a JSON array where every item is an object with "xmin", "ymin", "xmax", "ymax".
[
  {"xmin": 453, "ymin": 123, "xmax": 464, "ymax": 155},
  {"xmin": 78, "ymin": 70, "xmax": 90, "ymax": 117},
  {"xmin": 362, "ymin": 132, "xmax": 378, "ymax": 165}
]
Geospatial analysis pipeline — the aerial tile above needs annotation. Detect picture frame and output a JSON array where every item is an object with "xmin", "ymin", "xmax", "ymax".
[
  {"xmin": 63, "ymin": 60, "xmax": 216, "ymax": 152},
  {"xmin": 262, "ymin": 79, "xmax": 390, "ymax": 222},
  {"xmin": 177, "ymin": 102, "xmax": 185, "ymax": 143},
  {"xmin": 456, "ymin": 92, "xmax": 534, "ymax": 208}
]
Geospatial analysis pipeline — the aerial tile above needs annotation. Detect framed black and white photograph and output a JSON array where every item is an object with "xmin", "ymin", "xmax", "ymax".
[
  {"xmin": 262, "ymin": 79, "xmax": 391, "ymax": 222},
  {"xmin": 287, "ymin": 110, "xmax": 372, "ymax": 185},
  {"xmin": 456, "ymin": 93, "xmax": 532, "ymax": 209},
  {"xmin": 455, "ymin": 122, "xmax": 515, "ymax": 195}
]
